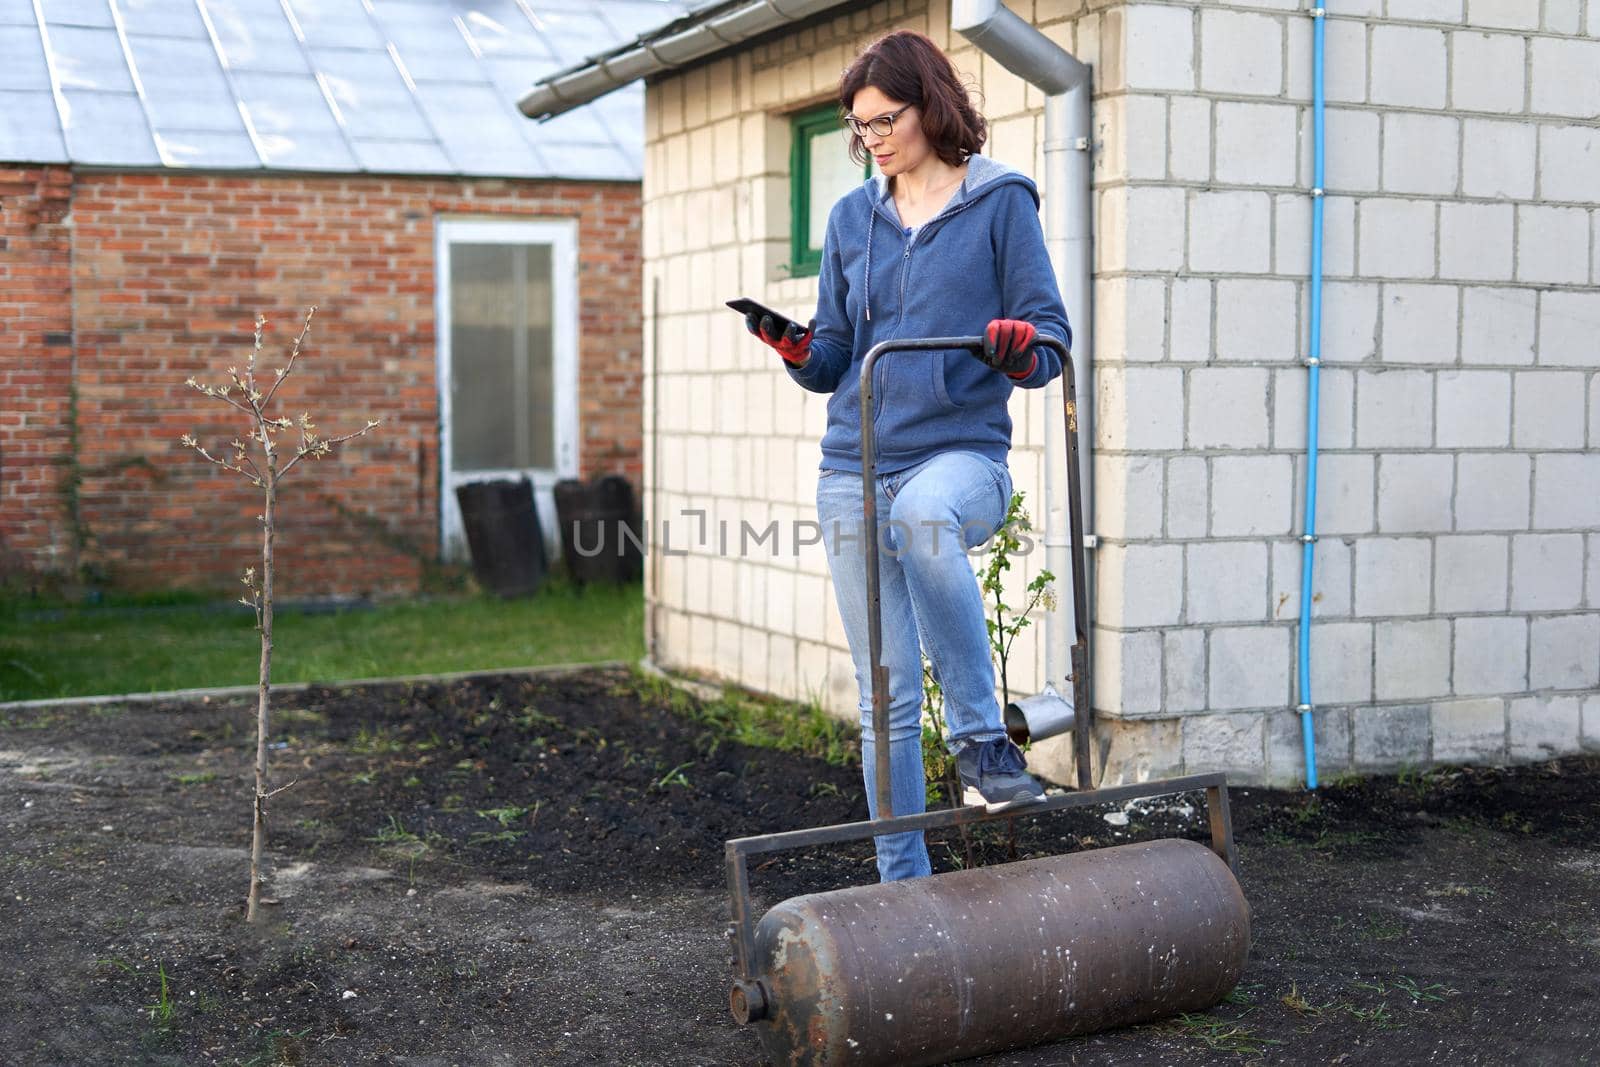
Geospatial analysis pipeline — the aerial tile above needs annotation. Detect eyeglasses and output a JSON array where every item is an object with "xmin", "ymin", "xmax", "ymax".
[{"xmin": 843, "ymin": 103, "xmax": 913, "ymax": 139}]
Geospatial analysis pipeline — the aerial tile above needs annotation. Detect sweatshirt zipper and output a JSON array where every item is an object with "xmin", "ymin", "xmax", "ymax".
[
  {"xmin": 895, "ymin": 196, "xmax": 978, "ymax": 327},
  {"xmin": 869, "ymin": 192, "xmax": 982, "ymax": 453}
]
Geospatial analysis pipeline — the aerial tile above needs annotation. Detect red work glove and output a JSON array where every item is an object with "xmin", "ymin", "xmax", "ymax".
[
  {"xmin": 982, "ymin": 319, "xmax": 1037, "ymax": 379},
  {"xmin": 746, "ymin": 312, "xmax": 814, "ymax": 367}
]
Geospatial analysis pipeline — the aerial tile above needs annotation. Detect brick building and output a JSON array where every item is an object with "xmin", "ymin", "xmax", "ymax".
[
  {"xmin": 1, "ymin": 0, "xmax": 681, "ymax": 597},
  {"xmin": 525, "ymin": 0, "xmax": 1600, "ymax": 785}
]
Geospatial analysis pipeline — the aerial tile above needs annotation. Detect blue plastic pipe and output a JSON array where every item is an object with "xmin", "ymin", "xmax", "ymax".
[{"xmin": 1297, "ymin": 6, "xmax": 1329, "ymax": 790}]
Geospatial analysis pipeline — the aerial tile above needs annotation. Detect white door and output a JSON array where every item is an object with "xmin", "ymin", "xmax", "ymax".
[{"xmin": 435, "ymin": 218, "xmax": 578, "ymax": 562}]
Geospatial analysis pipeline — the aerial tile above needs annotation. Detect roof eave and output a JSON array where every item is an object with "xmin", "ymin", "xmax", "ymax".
[{"xmin": 518, "ymin": 0, "xmax": 853, "ymax": 121}]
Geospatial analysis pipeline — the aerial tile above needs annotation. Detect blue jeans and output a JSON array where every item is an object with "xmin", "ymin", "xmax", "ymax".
[{"xmin": 816, "ymin": 450, "xmax": 1013, "ymax": 882}]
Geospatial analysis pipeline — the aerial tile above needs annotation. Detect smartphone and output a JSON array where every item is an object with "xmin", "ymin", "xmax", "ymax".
[{"xmin": 726, "ymin": 297, "xmax": 801, "ymax": 340}]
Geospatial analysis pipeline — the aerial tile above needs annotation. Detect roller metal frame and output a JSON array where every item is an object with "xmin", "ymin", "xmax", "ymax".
[{"xmin": 725, "ymin": 336, "xmax": 1238, "ymax": 1020}]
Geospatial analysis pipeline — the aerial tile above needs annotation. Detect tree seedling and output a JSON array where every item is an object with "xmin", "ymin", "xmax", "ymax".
[{"xmin": 182, "ymin": 308, "xmax": 379, "ymax": 922}]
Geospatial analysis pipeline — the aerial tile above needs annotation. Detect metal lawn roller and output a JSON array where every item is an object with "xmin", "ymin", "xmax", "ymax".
[{"xmin": 725, "ymin": 336, "xmax": 1250, "ymax": 1065}]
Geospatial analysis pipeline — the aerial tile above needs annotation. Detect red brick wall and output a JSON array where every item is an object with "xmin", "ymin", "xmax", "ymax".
[
  {"xmin": 0, "ymin": 169, "xmax": 642, "ymax": 597},
  {"xmin": 0, "ymin": 167, "xmax": 74, "ymax": 579}
]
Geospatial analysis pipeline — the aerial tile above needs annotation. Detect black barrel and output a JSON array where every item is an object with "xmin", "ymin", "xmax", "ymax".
[
  {"xmin": 454, "ymin": 478, "xmax": 548, "ymax": 598},
  {"xmin": 553, "ymin": 474, "xmax": 643, "ymax": 584}
]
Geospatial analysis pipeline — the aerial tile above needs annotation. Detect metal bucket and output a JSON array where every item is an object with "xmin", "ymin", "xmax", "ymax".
[{"xmin": 1004, "ymin": 682, "xmax": 1075, "ymax": 744}]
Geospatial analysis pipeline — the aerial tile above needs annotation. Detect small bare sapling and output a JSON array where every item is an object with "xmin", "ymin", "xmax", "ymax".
[{"xmin": 181, "ymin": 307, "xmax": 379, "ymax": 922}]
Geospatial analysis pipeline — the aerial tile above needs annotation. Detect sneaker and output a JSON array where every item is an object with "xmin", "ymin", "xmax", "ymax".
[{"xmin": 957, "ymin": 737, "xmax": 1046, "ymax": 813}]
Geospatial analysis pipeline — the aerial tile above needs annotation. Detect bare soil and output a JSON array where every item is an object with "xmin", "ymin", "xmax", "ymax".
[{"xmin": 1, "ymin": 667, "xmax": 1596, "ymax": 1066}]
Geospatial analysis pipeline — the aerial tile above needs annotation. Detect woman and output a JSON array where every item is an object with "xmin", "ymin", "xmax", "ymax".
[{"xmin": 745, "ymin": 30, "xmax": 1072, "ymax": 882}]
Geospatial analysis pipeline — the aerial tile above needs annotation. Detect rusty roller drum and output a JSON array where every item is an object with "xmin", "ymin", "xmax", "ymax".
[{"xmin": 736, "ymin": 837, "xmax": 1249, "ymax": 1066}]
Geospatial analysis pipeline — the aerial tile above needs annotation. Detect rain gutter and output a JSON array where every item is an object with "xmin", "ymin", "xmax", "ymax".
[{"xmin": 951, "ymin": 0, "xmax": 1095, "ymax": 755}]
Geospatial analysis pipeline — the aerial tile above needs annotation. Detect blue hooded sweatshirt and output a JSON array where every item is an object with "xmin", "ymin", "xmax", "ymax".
[{"xmin": 786, "ymin": 153, "xmax": 1072, "ymax": 475}]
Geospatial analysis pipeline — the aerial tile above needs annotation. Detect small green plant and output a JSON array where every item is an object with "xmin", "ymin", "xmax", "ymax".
[
  {"xmin": 170, "ymin": 771, "xmax": 217, "ymax": 786},
  {"xmin": 350, "ymin": 725, "xmax": 406, "ymax": 754},
  {"xmin": 978, "ymin": 492, "xmax": 1056, "ymax": 709},
  {"xmin": 369, "ymin": 815, "xmax": 422, "ymax": 846},
  {"xmin": 1222, "ymin": 984, "xmax": 1257, "ymax": 1006},
  {"xmin": 1346, "ymin": 1001, "xmax": 1398, "ymax": 1026},
  {"xmin": 1497, "ymin": 811, "xmax": 1534, "ymax": 834},
  {"xmin": 638, "ymin": 674, "xmax": 860, "ymax": 769},
  {"xmin": 1395, "ymin": 762, "xmax": 1453, "ymax": 804},
  {"xmin": 1261, "ymin": 826, "xmax": 1298, "ymax": 848},
  {"xmin": 919, "ymin": 662, "xmax": 956, "ymax": 807},
  {"xmin": 476, "ymin": 803, "xmax": 536, "ymax": 827},
  {"xmin": 239, "ymin": 1027, "xmax": 312, "ymax": 1067},
  {"xmin": 514, "ymin": 705, "xmax": 561, "ymax": 731},
  {"xmin": 1152, "ymin": 1012, "xmax": 1279, "ymax": 1055},
  {"xmin": 1280, "ymin": 982, "xmax": 1321, "ymax": 1015},
  {"xmin": 919, "ymin": 660, "xmax": 975, "ymax": 868},
  {"xmin": 1289, "ymin": 794, "xmax": 1323, "ymax": 825},
  {"xmin": 1312, "ymin": 828, "xmax": 1383, "ymax": 852},
  {"xmin": 654, "ymin": 761, "xmax": 692, "ymax": 789},
  {"xmin": 1393, "ymin": 976, "xmax": 1452, "ymax": 1002},
  {"xmin": 148, "ymin": 963, "xmax": 174, "ymax": 1029}
]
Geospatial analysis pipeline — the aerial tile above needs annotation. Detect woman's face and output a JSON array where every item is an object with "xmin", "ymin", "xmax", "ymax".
[{"xmin": 848, "ymin": 85, "xmax": 929, "ymax": 178}]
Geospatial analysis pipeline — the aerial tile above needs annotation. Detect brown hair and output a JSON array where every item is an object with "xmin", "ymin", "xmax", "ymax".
[{"xmin": 838, "ymin": 30, "xmax": 987, "ymax": 169}]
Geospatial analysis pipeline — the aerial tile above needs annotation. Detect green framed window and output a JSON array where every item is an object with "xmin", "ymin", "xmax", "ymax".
[{"xmin": 790, "ymin": 105, "xmax": 872, "ymax": 278}]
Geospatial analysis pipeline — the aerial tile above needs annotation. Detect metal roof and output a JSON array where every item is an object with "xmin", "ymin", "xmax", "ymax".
[{"xmin": 0, "ymin": 0, "xmax": 691, "ymax": 181}]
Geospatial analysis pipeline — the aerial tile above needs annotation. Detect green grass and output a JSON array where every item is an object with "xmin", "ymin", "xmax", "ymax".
[
  {"xmin": 626, "ymin": 671, "xmax": 861, "ymax": 769},
  {"xmin": 0, "ymin": 580, "xmax": 644, "ymax": 702}
]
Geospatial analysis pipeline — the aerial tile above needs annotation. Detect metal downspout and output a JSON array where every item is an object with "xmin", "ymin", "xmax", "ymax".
[
  {"xmin": 1297, "ymin": 6, "xmax": 1330, "ymax": 790},
  {"xmin": 952, "ymin": 1, "xmax": 1095, "ymax": 779}
]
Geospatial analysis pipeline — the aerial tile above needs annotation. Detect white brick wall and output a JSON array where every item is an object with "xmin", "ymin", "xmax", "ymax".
[{"xmin": 642, "ymin": 0, "xmax": 1598, "ymax": 788}]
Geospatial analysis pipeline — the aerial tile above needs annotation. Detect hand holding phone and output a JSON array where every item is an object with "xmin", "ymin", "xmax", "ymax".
[{"xmin": 727, "ymin": 297, "xmax": 813, "ymax": 366}]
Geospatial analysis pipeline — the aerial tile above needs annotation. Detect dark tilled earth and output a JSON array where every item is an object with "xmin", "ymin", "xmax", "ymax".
[{"xmin": 1, "ymin": 667, "xmax": 1596, "ymax": 1066}]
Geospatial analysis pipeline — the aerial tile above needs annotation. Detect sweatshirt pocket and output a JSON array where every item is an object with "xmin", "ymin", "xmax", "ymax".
[{"xmin": 932, "ymin": 350, "xmax": 965, "ymax": 411}]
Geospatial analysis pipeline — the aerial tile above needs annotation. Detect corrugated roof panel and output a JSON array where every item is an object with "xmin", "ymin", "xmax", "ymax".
[
  {"xmin": 414, "ymin": 79, "xmax": 541, "ymax": 173},
  {"xmin": 154, "ymin": 127, "xmax": 260, "ymax": 167},
  {"xmin": 532, "ymin": 139, "xmax": 633, "ymax": 181},
  {"xmin": 597, "ymin": 1, "xmax": 693, "ymax": 41},
  {"xmin": 132, "ymin": 34, "xmax": 248, "ymax": 133},
  {"xmin": 203, "ymin": 0, "xmax": 311, "ymax": 74},
  {"xmin": 46, "ymin": 25, "xmax": 134, "ymax": 91},
  {"xmin": 377, "ymin": 11, "xmax": 481, "ymax": 83},
  {"xmin": 531, "ymin": 99, "xmax": 621, "ymax": 148},
  {"xmin": 60, "ymin": 89, "xmax": 160, "ymax": 164},
  {"xmin": 531, "ymin": 9, "xmax": 623, "ymax": 58},
  {"xmin": 117, "ymin": 0, "xmax": 209, "ymax": 39},
  {"xmin": 349, "ymin": 137, "xmax": 452, "ymax": 174},
  {"xmin": 311, "ymin": 47, "xmax": 433, "ymax": 141},
  {"xmin": 0, "ymin": 24, "xmax": 51, "ymax": 92},
  {"xmin": 282, "ymin": 0, "xmax": 386, "ymax": 51},
  {"xmin": 458, "ymin": 2, "xmax": 554, "ymax": 59},
  {"xmin": 0, "ymin": 90, "xmax": 68, "ymax": 162},
  {"xmin": 10, "ymin": 0, "xmax": 693, "ymax": 178},
  {"xmin": 481, "ymin": 54, "xmax": 562, "ymax": 98},
  {"xmin": 255, "ymin": 129, "xmax": 358, "ymax": 170},
  {"xmin": 232, "ymin": 68, "xmax": 356, "ymax": 169},
  {"xmin": 38, "ymin": 0, "xmax": 114, "ymax": 29},
  {"xmin": 590, "ymin": 86, "xmax": 643, "ymax": 139}
]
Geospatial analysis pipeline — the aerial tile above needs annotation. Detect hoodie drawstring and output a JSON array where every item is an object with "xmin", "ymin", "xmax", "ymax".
[{"xmin": 863, "ymin": 208, "xmax": 874, "ymax": 322}]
